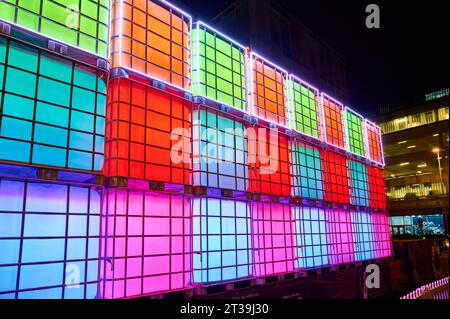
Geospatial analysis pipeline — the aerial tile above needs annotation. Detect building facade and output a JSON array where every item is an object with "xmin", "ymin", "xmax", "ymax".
[{"xmin": 373, "ymin": 91, "xmax": 449, "ymax": 238}]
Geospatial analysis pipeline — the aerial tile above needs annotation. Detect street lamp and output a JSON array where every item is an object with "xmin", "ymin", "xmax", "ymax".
[{"xmin": 432, "ymin": 148, "xmax": 446, "ymax": 195}]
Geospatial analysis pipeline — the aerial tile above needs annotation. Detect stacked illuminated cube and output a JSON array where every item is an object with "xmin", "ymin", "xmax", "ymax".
[
  {"xmin": 0, "ymin": 0, "xmax": 110, "ymax": 298},
  {"xmin": 0, "ymin": 0, "xmax": 392, "ymax": 300}
]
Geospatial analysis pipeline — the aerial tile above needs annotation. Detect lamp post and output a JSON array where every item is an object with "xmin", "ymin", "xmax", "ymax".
[{"xmin": 433, "ymin": 148, "xmax": 446, "ymax": 195}]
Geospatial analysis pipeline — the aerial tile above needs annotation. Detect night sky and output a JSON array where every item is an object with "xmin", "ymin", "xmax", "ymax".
[{"xmin": 175, "ymin": 0, "xmax": 449, "ymax": 115}]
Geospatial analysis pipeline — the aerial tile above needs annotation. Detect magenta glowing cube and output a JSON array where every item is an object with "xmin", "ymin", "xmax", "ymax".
[
  {"xmin": 371, "ymin": 212, "xmax": 393, "ymax": 258},
  {"xmin": 251, "ymin": 202, "xmax": 295, "ymax": 276},
  {"xmin": 326, "ymin": 209, "xmax": 355, "ymax": 265},
  {"xmin": 99, "ymin": 189, "xmax": 191, "ymax": 299}
]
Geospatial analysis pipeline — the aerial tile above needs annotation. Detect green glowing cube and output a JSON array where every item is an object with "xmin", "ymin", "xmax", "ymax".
[
  {"xmin": 286, "ymin": 78, "xmax": 320, "ymax": 138},
  {"xmin": 0, "ymin": 0, "xmax": 110, "ymax": 57},
  {"xmin": 346, "ymin": 109, "xmax": 365, "ymax": 156},
  {"xmin": 191, "ymin": 24, "xmax": 246, "ymax": 111}
]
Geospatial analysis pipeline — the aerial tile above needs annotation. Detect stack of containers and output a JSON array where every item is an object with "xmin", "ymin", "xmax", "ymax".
[
  {"xmin": 0, "ymin": 0, "xmax": 110, "ymax": 299},
  {"xmin": 100, "ymin": 0, "xmax": 193, "ymax": 298},
  {"xmin": 0, "ymin": 0, "xmax": 393, "ymax": 300}
]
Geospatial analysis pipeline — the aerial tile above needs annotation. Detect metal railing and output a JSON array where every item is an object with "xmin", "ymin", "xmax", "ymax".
[{"xmin": 400, "ymin": 277, "xmax": 449, "ymax": 299}]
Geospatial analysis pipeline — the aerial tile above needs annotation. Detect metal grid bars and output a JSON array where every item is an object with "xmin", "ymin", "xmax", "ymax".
[
  {"xmin": 192, "ymin": 197, "xmax": 252, "ymax": 284},
  {"xmin": 293, "ymin": 207, "xmax": 329, "ymax": 269},
  {"xmin": 0, "ymin": 0, "xmax": 110, "ymax": 58},
  {"xmin": 0, "ymin": 36, "xmax": 107, "ymax": 172},
  {"xmin": 321, "ymin": 93, "xmax": 345, "ymax": 149},
  {"xmin": 247, "ymin": 127, "xmax": 291, "ymax": 197},
  {"xmin": 251, "ymin": 202, "xmax": 295, "ymax": 277},
  {"xmin": 100, "ymin": 189, "xmax": 191, "ymax": 298},
  {"xmin": 321, "ymin": 150, "xmax": 350, "ymax": 204},
  {"xmin": 247, "ymin": 53, "xmax": 288, "ymax": 126},
  {"xmin": 111, "ymin": 0, "xmax": 191, "ymax": 91},
  {"xmin": 285, "ymin": 75, "xmax": 322, "ymax": 140},
  {"xmin": 192, "ymin": 107, "xmax": 248, "ymax": 192},
  {"xmin": 367, "ymin": 165, "xmax": 387, "ymax": 210},
  {"xmin": 345, "ymin": 108, "xmax": 366, "ymax": 157},
  {"xmin": 350, "ymin": 211, "xmax": 376, "ymax": 261},
  {"xmin": 104, "ymin": 76, "xmax": 192, "ymax": 185},
  {"xmin": 326, "ymin": 209, "xmax": 355, "ymax": 265},
  {"xmin": 191, "ymin": 22, "xmax": 247, "ymax": 111},
  {"xmin": 348, "ymin": 160, "xmax": 369, "ymax": 207},
  {"xmin": 365, "ymin": 120, "xmax": 384, "ymax": 165},
  {"xmin": 290, "ymin": 141, "xmax": 324, "ymax": 200},
  {"xmin": 0, "ymin": 178, "xmax": 101, "ymax": 299},
  {"xmin": 370, "ymin": 212, "xmax": 392, "ymax": 258}
]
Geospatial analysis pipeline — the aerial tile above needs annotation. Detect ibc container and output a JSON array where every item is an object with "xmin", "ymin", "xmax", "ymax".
[
  {"xmin": 0, "ymin": 36, "xmax": 107, "ymax": 172},
  {"xmin": 348, "ymin": 160, "xmax": 369, "ymax": 207},
  {"xmin": 285, "ymin": 75, "xmax": 322, "ymax": 140},
  {"xmin": 293, "ymin": 207, "xmax": 329, "ymax": 269},
  {"xmin": 0, "ymin": 0, "xmax": 110, "ymax": 58},
  {"xmin": 290, "ymin": 141, "xmax": 324, "ymax": 200},
  {"xmin": 100, "ymin": 188, "xmax": 191, "ymax": 298},
  {"xmin": 191, "ymin": 22, "xmax": 247, "ymax": 111},
  {"xmin": 326, "ymin": 209, "xmax": 355, "ymax": 265},
  {"xmin": 344, "ymin": 107, "xmax": 366, "ymax": 157},
  {"xmin": 371, "ymin": 212, "xmax": 392, "ymax": 258},
  {"xmin": 111, "ymin": 0, "xmax": 191, "ymax": 91},
  {"xmin": 367, "ymin": 165, "xmax": 387, "ymax": 210},
  {"xmin": 104, "ymin": 75, "xmax": 192, "ymax": 185},
  {"xmin": 247, "ymin": 127, "xmax": 291, "ymax": 197},
  {"xmin": 251, "ymin": 202, "xmax": 295, "ymax": 277},
  {"xmin": 192, "ymin": 107, "xmax": 249, "ymax": 192},
  {"xmin": 247, "ymin": 52, "xmax": 288, "ymax": 126},
  {"xmin": 350, "ymin": 211, "xmax": 375, "ymax": 261},
  {"xmin": 365, "ymin": 120, "xmax": 384, "ymax": 165},
  {"xmin": 0, "ymin": 178, "xmax": 101, "ymax": 299},
  {"xmin": 192, "ymin": 197, "xmax": 252, "ymax": 284},
  {"xmin": 321, "ymin": 150, "xmax": 350, "ymax": 204},
  {"xmin": 321, "ymin": 93, "xmax": 345, "ymax": 149}
]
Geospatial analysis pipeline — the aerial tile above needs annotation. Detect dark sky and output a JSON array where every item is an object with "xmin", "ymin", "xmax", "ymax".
[{"xmin": 176, "ymin": 0, "xmax": 449, "ymax": 114}]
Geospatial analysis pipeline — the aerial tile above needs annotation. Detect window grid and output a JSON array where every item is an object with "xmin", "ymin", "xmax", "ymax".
[
  {"xmin": 192, "ymin": 107, "xmax": 249, "ymax": 192},
  {"xmin": 345, "ymin": 109, "xmax": 365, "ymax": 156},
  {"xmin": 100, "ymin": 189, "xmax": 191, "ymax": 298},
  {"xmin": 111, "ymin": 0, "xmax": 191, "ymax": 90},
  {"xmin": 321, "ymin": 150, "xmax": 350, "ymax": 204},
  {"xmin": 285, "ymin": 77, "xmax": 321, "ymax": 139},
  {"xmin": 0, "ymin": 179, "xmax": 101, "ymax": 299},
  {"xmin": 290, "ymin": 141, "xmax": 324, "ymax": 200},
  {"xmin": 0, "ymin": 37, "xmax": 107, "ymax": 172},
  {"xmin": 294, "ymin": 207, "xmax": 328, "ymax": 269},
  {"xmin": 367, "ymin": 166, "xmax": 387, "ymax": 210},
  {"xmin": 104, "ymin": 76, "xmax": 192, "ymax": 185},
  {"xmin": 251, "ymin": 202, "xmax": 295, "ymax": 276},
  {"xmin": 191, "ymin": 23, "xmax": 246, "ymax": 111},
  {"xmin": 249, "ymin": 54, "xmax": 288, "ymax": 126},
  {"xmin": 365, "ymin": 121, "xmax": 383, "ymax": 164},
  {"xmin": 321, "ymin": 94, "xmax": 345, "ymax": 149},
  {"xmin": 350, "ymin": 211, "xmax": 376, "ymax": 261},
  {"xmin": 348, "ymin": 160, "xmax": 369, "ymax": 207},
  {"xmin": 326, "ymin": 209, "xmax": 355, "ymax": 265},
  {"xmin": 192, "ymin": 198, "xmax": 252, "ymax": 284},
  {"xmin": 247, "ymin": 127, "xmax": 291, "ymax": 197},
  {"xmin": 0, "ymin": 0, "xmax": 110, "ymax": 57}
]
